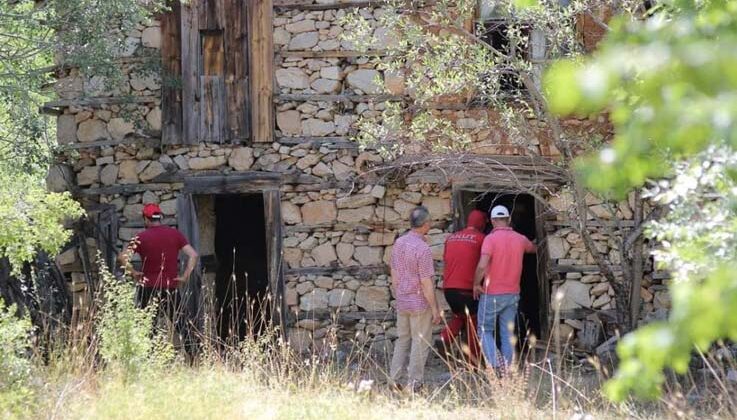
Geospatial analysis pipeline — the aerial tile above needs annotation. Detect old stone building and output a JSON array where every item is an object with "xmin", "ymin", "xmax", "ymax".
[{"xmin": 46, "ymin": 0, "xmax": 667, "ymax": 356}]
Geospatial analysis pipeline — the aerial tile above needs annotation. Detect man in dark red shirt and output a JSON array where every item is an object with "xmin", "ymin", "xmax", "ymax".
[
  {"xmin": 118, "ymin": 203, "xmax": 198, "ymax": 345},
  {"xmin": 438, "ymin": 209, "xmax": 487, "ymax": 363}
]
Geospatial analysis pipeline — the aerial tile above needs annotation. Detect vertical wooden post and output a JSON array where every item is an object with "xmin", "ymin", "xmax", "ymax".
[
  {"xmin": 534, "ymin": 196, "xmax": 551, "ymax": 340},
  {"xmin": 629, "ymin": 191, "xmax": 644, "ymax": 330},
  {"xmin": 248, "ymin": 0, "xmax": 274, "ymax": 143},
  {"xmin": 263, "ymin": 189, "xmax": 284, "ymax": 333}
]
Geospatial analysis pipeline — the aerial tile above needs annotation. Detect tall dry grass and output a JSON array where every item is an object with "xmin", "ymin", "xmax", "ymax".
[{"xmin": 2, "ymin": 261, "xmax": 737, "ymax": 419}]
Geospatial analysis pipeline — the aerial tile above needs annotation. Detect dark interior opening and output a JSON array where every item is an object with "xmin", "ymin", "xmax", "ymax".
[
  {"xmin": 214, "ymin": 194, "xmax": 270, "ymax": 344},
  {"xmin": 458, "ymin": 190, "xmax": 543, "ymax": 342}
]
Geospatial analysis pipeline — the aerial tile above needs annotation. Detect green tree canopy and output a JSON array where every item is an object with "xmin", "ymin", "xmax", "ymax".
[{"xmin": 545, "ymin": 0, "xmax": 737, "ymax": 401}]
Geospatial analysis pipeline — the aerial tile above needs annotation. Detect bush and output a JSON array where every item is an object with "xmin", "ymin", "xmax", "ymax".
[
  {"xmin": 0, "ymin": 298, "xmax": 35, "ymax": 418},
  {"xmin": 97, "ymin": 260, "xmax": 173, "ymax": 379}
]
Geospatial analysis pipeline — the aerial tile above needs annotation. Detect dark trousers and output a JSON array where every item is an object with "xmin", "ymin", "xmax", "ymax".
[
  {"xmin": 135, "ymin": 286, "xmax": 195, "ymax": 357},
  {"xmin": 440, "ymin": 289, "xmax": 480, "ymax": 362}
]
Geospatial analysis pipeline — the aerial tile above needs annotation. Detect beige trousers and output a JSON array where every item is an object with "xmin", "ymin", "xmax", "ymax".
[{"xmin": 389, "ymin": 308, "xmax": 433, "ymax": 386}]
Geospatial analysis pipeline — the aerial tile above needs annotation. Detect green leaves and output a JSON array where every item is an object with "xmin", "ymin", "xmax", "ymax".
[
  {"xmin": 0, "ymin": 168, "xmax": 84, "ymax": 274},
  {"xmin": 547, "ymin": 3, "xmax": 737, "ymax": 195}
]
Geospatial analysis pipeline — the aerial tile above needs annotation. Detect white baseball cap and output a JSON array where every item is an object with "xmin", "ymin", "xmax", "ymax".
[{"xmin": 490, "ymin": 205, "xmax": 510, "ymax": 218}]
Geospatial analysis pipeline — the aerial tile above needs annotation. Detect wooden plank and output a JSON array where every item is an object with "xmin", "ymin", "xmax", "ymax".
[
  {"xmin": 277, "ymin": 49, "xmax": 387, "ymax": 58},
  {"xmin": 629, "ymin": 192, "xmax": 644, "ymax": 330},
  {"xmin": 224, "ymin": 0, "xmax": 250, "ymax": 142},
  {"xmin": 60, "ymin": 136, "xmax": 159, "ymax": 150},
  {"xmin": 248, "ymin": 0, "xmax": 274, "ymax": 143},
  {"xmin": 198, "ymin": 0, "xmax": 225, "ymax": 31},
  {"xmin": 276, "ymin": 136, "xmax": 360, "ymax": 149},
  {"xmin": 274, "ymin": 1, "xmax": 379, "ymax": 10},
  {"xmin": 285, "ymin": 265, "xmax": 386, "ymax": 278},
  {"xmin": 78, "ymin": 183, "xmax": 175, "ymax": 196},
  {"xmin": 551, "ymin": 264, "xmax": 622, "ymax": 273},
  {"xmin": 264, "ymin": 190, "xmax": 286, "ymax": 330},
  {"xmin": 198, "ymin": 76, "xmax": 226, "ymax": 142},
  {"xmin": 201, "ymin": 31, "xmax": 224, "ymax": 76},
  {"xmin": 181, "ymin": 1, "xmax": 201, "ymax": 144},
  {"xmin": 44, "ymin": 95, "xmax": 158, "ymax": 108},
  {"xmin": 535, "ymin": 196, "xmax": 551, "ymax": 340},
  {"xmin": 176, "ymin": 194, "xmax": 204, "ymax": 351},
  {"xmin": 183, "ymin": 172, "xmax": 282, "ymax": 194},
  {"xmin": 161, "ymin": 1, "xmax": 183, "ymax": 145},
  {"xmin": 275, "ymin": 93, "xmax": 402, "ymax": 103}
]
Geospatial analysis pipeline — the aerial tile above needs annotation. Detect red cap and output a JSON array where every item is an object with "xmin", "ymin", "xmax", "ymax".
[
  {"xmin": 142, "ymin": 203, "xmax": 163, "ymax": 219},
  {"xmin": 467, "ymin": 209, "xmax": 487, "ymax": 231}
]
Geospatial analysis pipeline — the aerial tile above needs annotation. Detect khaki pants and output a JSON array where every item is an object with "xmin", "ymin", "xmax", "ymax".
[{"xmin": 389, "ymin": 308, "xmax": 433, "ymax": 386}]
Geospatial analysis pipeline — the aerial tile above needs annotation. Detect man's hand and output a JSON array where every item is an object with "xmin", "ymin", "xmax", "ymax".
[
  {"xmin": 473, "ymin": 284, "xmax": 484, "ymax": 300},
  {"xmin": 432, "ymin": 308, "xmax": 442, "ymax": 325},
  {"xmin": 176, "ymin": 273, "xmax": 190, "ymax": 283}
]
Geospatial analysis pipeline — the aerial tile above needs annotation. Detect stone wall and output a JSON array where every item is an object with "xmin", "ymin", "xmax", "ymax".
[{"xmin": 48, "ymin": 3, "xmax": 660, "ymax": 355}]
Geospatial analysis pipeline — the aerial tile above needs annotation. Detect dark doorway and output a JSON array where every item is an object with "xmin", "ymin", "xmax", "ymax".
[
  {"xmin": 214, "ymin": 194, "xmax": 270, "ymax": 344},
  {"xmin": 456, "ymin": 190, "xmax": 544, "ymax": 342}
]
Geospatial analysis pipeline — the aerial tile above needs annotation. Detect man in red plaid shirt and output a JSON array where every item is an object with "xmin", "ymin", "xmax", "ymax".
[{"xmin": 389, "ymin": 206, "xmax": 442, "ymax": 391}]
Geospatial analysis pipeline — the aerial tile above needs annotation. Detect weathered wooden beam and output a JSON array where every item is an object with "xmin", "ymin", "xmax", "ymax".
[
  {"xmin": 284, "ymin": 219, "xmax": 446, "ymax": 234},
  {"xmin": 546, "ymin": 220, "xmax": 636, "ymax": 228},
  {"xmin": 285, "ymin": 265, "xmax": 386, "ymax": 278},
  {"xmin": 550, "ymin": 264, "xmax": 623, "ymax": 273},
  {"xmin": 44, "ymin": 95, "xmax": 158, "ymax": 109},
  {"xmin": 274, "ymin": 1, "xmax": 380, "ymax": 11},
  {"xmin": 249, "ymin": 0, "xmax": 275, "ymax": 143},
  {"xmin": 275, "ymin": 93, "xmax": 403, "ymax": 103},
  {"xmin": 277, "ymin": 49, "xmax": 387, "ymax": 58},
  {"xmin": 78, "ymin": 183, "xmax": 175, "ymax": 196},
  {"xmin": 556, "ymin": 308, "xmax": 617, "ymax": 322},
  {"xmin": 629, "ymin": 192, "xmax": 645, "ymax": 330},
  {"xmin": 295, "ymin": 310, "xmax": 394, "ymax": 324},
  {"xmin": 183, "ymin": 172, "xmax": 282, "ymax": 194},
  {"xmin": 59, "ymin": 137, "xmax": 160, "ymax": 150},
  {"xmin": 277, "ymin": 136, "xmax": 361, "ymax": 149}
]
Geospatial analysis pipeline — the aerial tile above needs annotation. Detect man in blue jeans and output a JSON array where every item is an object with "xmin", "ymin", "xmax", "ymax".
[{"xmin": 473, "ymin": 205, "xmax": 536, "ymax": 371}]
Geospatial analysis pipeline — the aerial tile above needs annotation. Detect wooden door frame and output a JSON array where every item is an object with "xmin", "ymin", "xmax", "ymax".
[
  {"xmin": 182, "ymin": 172, "xmax": 285, "ymax": 332},
  {"xmin": 451, "ymin": 183, "xmax": 551, "ymax": 340}
]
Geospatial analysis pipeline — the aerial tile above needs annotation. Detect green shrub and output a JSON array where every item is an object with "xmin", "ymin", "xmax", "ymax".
[
  {"xmin": 0, "ymin": 298, "xmax": 35, "ymax": 418},
  {"xmin": 97, "ymin": 260, "xmax": 173, "ymax": 379}
]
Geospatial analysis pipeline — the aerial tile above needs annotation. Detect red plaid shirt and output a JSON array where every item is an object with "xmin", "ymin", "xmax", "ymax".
[{"xmin": 391, "ymin": 231, "xmax": 435, "ymax": 312}]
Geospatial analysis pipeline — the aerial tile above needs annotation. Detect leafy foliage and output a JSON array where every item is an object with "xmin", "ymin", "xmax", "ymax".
[
  {"xmin": 0, "ymin": 0, "xmax": 164, "ymax": 174},
  {"xmin": 544, "ymin": 0, "xmax": 737, "ymax": 401},
  {"xmin": 0, "ymin": 168, "xmax": 84, "ymax": 274},
  {"xmin": 545, "ymin": 0, "xmax": 737, "ymax": 198},
  {"xmin": 604, "ymin": 148, "xmax": 737, "ymax": 401},
  {"xmin": 97, "ymin": 259, "xmax": 174, "ymax": 379},
  {"xmin": 0, "ymin": 299, "xmax": 35, "ymax": 418},
  {"xmin": 339, "ymin": 0, "xmax": 589, "ymax": 158}
]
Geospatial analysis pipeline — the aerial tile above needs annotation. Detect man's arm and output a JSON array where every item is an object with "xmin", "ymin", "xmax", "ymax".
[
  {"xmin": 390, "ymin": 268, "xmax": 398, "ymax": 296},
  {"xmin": 178, "ymin": 244, "xmax": 199, "ymax": 282},
  {"xmin": 117, "ymin": 240, "xmax": 143, "ymax": 281},
  {"xmin": 526, "ymin": 238, "xmax": 538, "ymax": 254},
  {"xmin": 473, "ymin": 254, "xmax": 490, "ymax": 300},
  {"xmin": 419, "ymin": 277, "xmax": 441, "ymax": 325}
]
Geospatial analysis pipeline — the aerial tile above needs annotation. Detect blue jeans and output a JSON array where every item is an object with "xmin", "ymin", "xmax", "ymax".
[{"xmin": 477, "ymin": 293, "xmax": 519, "ymax": 368}]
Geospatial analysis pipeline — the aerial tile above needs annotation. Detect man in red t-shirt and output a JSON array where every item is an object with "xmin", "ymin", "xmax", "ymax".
[
  {"xmin": 438, "ymin": 209, "xmax": 487, "ymax": 363},
  {"xmin": 118, "ymin": 203, "xmax": 198, "ymax": 344},
  {"xmin": 473, "ymin": 205, "xmax": 536, "ymax": 370}
]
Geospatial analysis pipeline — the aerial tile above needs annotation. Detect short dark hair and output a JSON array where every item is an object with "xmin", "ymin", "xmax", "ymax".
[{"xmin": 410, "ymin": 206, "xmax": 430, "ymax": 228}]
